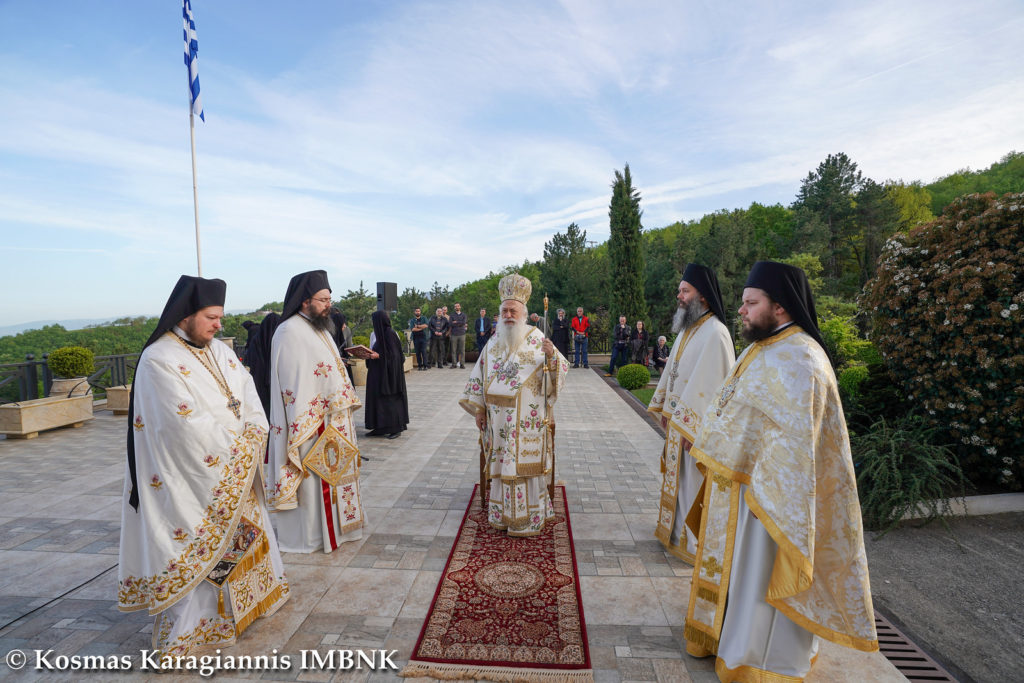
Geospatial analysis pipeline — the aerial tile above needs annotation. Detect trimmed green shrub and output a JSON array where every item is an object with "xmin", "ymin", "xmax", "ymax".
[
  {"xmin": 352, "ymin": 335, "xmax": 371, "ymax": 348},
  {"xmin": 616, "ymin": 364, "xmax": 650, "ymax": 390},
  {"xmin": 861, "ymin": 192, "xmax": 1024, "ymax": 489},
  {"xmin": 838, "ymin": 365, "xmax": 870, "ymax": 404},
  {"xmin": 47, "ymin": 346, "xmax": 95, "ymax": 378},
  {"xmin": 852, "ymin": 414, "xmax": 965, "ymax": 534}
]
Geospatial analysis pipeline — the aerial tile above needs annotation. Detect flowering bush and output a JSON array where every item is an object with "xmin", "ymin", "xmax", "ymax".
[{"xmin": 861, "ymin": 192, "xmax": 1023, "ymax": 489}]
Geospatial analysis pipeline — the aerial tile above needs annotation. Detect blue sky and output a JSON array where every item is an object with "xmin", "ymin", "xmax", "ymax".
[{"xmin": 1, "ymin": 0, "xmax": 1022, "ymax": 327}]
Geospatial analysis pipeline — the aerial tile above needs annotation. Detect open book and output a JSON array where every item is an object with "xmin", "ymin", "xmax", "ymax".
[{"xmin": 344, "ymin": 344, "xmax": 374, "ymax": 360}]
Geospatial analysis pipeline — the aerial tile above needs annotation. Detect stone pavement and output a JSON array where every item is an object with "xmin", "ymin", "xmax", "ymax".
[{"xmin": 0, "ymin": 365, "xmax": 901, "ymax": 682}]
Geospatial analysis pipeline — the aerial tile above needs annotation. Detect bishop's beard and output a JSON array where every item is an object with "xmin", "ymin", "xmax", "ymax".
[
  {"xmin": 493, "ymin": 317, "xmax": 530, "ymax": 353},
  {"xmin": 672, "ymin": 298, "xmax": 705, "ymax": 334}
]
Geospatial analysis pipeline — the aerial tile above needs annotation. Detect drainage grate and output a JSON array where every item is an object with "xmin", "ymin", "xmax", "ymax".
[{"xmin": 875, "ymin": 613, "xmax": 958, "ymax": 681}]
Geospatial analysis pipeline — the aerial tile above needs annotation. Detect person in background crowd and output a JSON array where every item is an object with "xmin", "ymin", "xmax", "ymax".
[
  {"xmin": 247, "ymin": 311, "xmax": 282, "ymax": 416},
  {"xmin": 607, "ymin": 315, "xmax": 631, "ymax": 377},
  {"xmin": 364, "ymin": 310, "xmax": 409, "ymax": 439},
  {"xmin": 449, "ymin": 302, "xmax": 468, "ymax": 369},
  {"xmin": 408, "ymin": 307, "xmax": 429, "ymax": 370},
  {"xmin": 241, "ymin": 320, "xmax": 259, "ymax": 362},
  {"xmin": 428, "ymin": 307, "xmax": 449, "ymax": 369},
  {"xmin": 475, "ymin": 307, "xmax": 492, "ymax": 353},
  {"xmin": 529, "ymin": 312, "xmax": 547, "ymax": 335},
  {"xmin": 631, "ymin": 319, "xmax": 650, "ymax": 365},
  {"xmin": 652, "ymin": 335, "xmax": 669, "ymax": 373},
  {"xmin": 442, "ymin": 305, "xmax": 452, "ymax": 367},
  {"xmin": 570, "ymin": 306, "xmax": 589, "ymax": 369},
  {"xmin": 330, "ymin": 308, "xmax": 355, "ymax": 384},
  {"xmin": 551, "ymin": 308, "xmax": 570, "ymax": 359}
]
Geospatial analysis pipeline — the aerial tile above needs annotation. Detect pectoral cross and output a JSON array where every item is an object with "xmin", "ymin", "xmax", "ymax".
[{"xmin": 227, "ymin": 395, "xmax": 241, "ymax": 419}]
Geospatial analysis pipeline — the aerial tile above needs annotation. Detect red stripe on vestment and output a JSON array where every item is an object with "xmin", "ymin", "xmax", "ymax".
[{"xmin": 316, "ymin": 421, "xmax": 338, "ymax": 551}]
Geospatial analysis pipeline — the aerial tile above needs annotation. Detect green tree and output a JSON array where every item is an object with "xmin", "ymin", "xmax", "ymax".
[
  {"xmin": 852, "ymin": 179, "xmax": 901, "ymax": 288},
  {"xmin": 747, "ymin": 202, "xmax": 796, "ymax": 258},
  {"xmin": 793, "ymin": 153, "xmax": 863, "ymax": 287},
  {"xmin": 692, "ymin": 209, "xmax": 759, "ymax": 325},
  {"xmin": 884, "ymin": 180, "xmax": 934, "ymax": 231},
  {"xmin": 608, "ymin": 164, "xmax": 647, "ymax": 322}
]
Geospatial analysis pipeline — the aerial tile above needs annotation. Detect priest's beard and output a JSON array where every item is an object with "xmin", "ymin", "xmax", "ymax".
[
  {"xmin": 740, "ymin": 311, "xmax": 780, "ymax": 343},
  {"xmin": 310, "ymin": 312, "xmax": 336, "ymax": 336},
  {"xmin": 672, "ymin": 298, "xmax": 705, "ymax": 333},
  {"xmin": 493, "ymin": 316, "xmax": 530, "ymax": 353}
]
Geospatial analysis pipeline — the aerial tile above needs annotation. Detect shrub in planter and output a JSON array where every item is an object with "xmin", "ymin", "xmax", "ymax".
[
  {"xmin": 48, "ymin": 346, "xmax": 95, "ymax": 378},
  {"xmin": 352, "ymin": 335, "xmax": 370, "ymax": 348},
  {"xmin": 616, "ymin": 364, "xmax": 650, "ymax": 390},
  {"xmin": 861, "ymin": 192, "xmax": 1024, "ymax": 489}
]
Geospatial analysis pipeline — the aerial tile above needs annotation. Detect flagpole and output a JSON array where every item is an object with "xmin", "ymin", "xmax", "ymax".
[{"xmin": 189, "ymin": 107, "xmax": 202, "ymax": 276}]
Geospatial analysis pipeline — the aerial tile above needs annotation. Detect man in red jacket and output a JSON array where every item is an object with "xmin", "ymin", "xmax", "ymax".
[{"xmin": 570, "ymin": 306, "xmax": 589, "ymax": 368}]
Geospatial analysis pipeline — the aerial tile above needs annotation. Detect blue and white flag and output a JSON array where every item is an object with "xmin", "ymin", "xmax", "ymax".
[{"xmin": 183, "ymin": 0, "xmax": 204, "ymax": 121}]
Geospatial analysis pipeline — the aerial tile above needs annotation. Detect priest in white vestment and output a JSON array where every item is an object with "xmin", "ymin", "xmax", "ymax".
[
  {"xmin": 684, "ymin": 262, "xmax": 877, "ymax": 682},
  {"xmin": 460, "ymin": 273, "xmax": 569, "ymax": 536},
  {"xmin": 267, "ymin": 270, "xmax": 365, "ymax": 553},
  {"xmin": 647, "ymin": 264, "xmax": 735, "ymax": 564},
  {"xmin": 119, "ymin": 275, "xmax": 289, "ymax": 657}
]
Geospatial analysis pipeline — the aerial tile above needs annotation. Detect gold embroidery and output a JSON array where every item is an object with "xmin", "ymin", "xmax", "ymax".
[{"xmin": 701, "ymin": 555, "xmax": 723, "ymax": 578}]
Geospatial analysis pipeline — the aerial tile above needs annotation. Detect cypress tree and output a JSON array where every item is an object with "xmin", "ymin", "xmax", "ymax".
[{"xmin": 608, "ymin": 164, "xmax": 647, "ymax": 323}]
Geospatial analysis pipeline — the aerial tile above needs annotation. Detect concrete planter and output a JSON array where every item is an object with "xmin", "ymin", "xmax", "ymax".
[
  {"xmin": 404, "ymin": 355, "xmax": 413, "ymax": 373},
  {"xmin": 349, "ymin": 358, "xmax": 368, "ymax": 386},
  {"xmin": 0, "ymin": 395, "xmax": 94, "ymax": 439},
  {"xmin": 106, "ymin": 384, "xmax": 132, "ymax": 415},
  {"xmin": 48, "ymin": 377, "xmax": 91, "ymax": 398}
]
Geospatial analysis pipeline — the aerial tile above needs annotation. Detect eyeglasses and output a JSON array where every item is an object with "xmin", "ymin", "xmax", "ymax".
[{"xmin": 311, "ymin": 297, "xmax": 332, "ymax": 304}]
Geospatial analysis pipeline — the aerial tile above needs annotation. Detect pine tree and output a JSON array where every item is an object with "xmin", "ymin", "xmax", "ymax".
[{"xmin": 608, "ymin": 165, "xmax": 647, "ymax": 325}]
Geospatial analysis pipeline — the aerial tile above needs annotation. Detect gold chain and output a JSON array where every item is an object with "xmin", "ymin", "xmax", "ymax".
[{"xmin": 170, "ymin": 333, "xmax": 242, "ymax": 418}]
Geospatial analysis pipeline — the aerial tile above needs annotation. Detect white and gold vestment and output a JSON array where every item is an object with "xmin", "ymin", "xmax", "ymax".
[
  {"xmin": 647, "ymin": 312, "xmax": 735, "ymax": 564},
  {"xmin": 118, "ymin": 331, "xmax": 288, "ymax": 656},
  {"xmin": 267, "ymin": 314, "xmax": 364, "ymax": 553},
  {"xmin": 684, "ymin": 326, "xmax": 877, "ymax": 681},
  {"xmin": 460, "ymin": 327, "xmax": 568, "ymax": 536}
]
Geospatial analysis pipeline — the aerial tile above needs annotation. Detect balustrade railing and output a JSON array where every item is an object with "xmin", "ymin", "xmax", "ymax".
[{"xmin": 0, "ymin": 353, "xmax": 141, "ymax": 403}]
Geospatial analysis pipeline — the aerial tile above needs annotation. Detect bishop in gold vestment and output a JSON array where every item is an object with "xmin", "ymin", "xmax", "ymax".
[{"xmin": 460, "ymin": 273, "xmax": 568, "ymax": 536}]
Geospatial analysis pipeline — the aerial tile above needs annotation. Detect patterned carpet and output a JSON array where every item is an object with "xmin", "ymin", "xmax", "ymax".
[{"xmin": 401, "ymin": 485, "xmax": 592, "ymax": 682}]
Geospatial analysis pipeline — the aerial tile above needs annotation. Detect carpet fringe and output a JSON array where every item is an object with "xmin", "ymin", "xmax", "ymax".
[{"xmin": 400, "ymin": 661, "xmax": 594, "ymax": 683}]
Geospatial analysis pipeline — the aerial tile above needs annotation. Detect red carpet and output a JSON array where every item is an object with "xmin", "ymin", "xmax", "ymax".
[{"xmin": 400, "ymin": 485, "xmax": 592, "ymax": 682}]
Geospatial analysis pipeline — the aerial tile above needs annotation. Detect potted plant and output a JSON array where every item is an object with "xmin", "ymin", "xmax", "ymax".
[{"xmin": 47, "ymin": 346, "xmax": 95, "ymax": 397}]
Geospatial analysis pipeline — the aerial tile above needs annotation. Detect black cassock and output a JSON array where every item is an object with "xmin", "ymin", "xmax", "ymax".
[{"xmin": 365, "ymin": 311, "xmax": 409, "ymax": 434}]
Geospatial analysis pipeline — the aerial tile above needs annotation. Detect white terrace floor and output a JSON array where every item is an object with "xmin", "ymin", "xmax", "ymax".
[{"xmin": 0, "ymin": 365, "xmax": 902, "ymax": 682}]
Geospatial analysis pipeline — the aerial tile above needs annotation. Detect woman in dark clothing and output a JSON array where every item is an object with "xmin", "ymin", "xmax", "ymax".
[
  {"xmin": 365, "ymin": 310, "xmax": 409, "ymax": 439},
  {"xmin": 630, "ymin": 320, "xmax": 650, "ymax": 366}
]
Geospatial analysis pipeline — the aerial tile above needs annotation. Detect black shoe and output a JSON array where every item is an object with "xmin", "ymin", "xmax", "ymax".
[
  {"xmin": 583, "ymin": 364, "xmax": 589, "ymax": 368},
  {"xmin": 386, "ymin": 432, "xmax": 401, "ymax": 440},
  {"xmin": 367, "ymin": 429, "xmax": 385, "ymax": 437},
  {"xmin": 572, "ymin": 364, "xmax": 579, "ymax": 368},
  {"xmin": 460, "ymin": 364, "xmax": 465, "ymax": 369}
]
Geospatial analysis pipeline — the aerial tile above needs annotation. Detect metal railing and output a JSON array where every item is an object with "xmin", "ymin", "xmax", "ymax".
[{"xmin": 0, "ymin": 353, "xmax": 140, "ymax": 403}]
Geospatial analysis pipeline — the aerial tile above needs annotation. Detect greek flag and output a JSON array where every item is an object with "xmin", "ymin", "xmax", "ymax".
[{"xmin": 183, "ymin": 0, "xmax": 204, "ymax": 121}]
